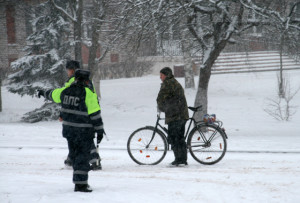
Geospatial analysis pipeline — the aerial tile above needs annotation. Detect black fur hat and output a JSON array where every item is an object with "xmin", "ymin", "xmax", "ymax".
[
  {"xmin": 75, "ymin": 69, "xmax": 90, "ymax": 81},
  {"xmin": 66, "ymin": 60, "xmax": 80, "ymax": 70},
  {"xmin": 160, "ymin": 67, "xmax": 173, "ymax": 77}
]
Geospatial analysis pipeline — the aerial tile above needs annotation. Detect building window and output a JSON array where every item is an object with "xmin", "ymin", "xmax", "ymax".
[
  {"xmin": 6, "ymin": 5, "xmax": 16, "ymax": 44},
  {"xmin": 110, "ymin": 53, "xmax": 119, "ymax": 63}
]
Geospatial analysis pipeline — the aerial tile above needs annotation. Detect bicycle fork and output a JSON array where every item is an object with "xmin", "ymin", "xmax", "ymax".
[{"xmin": 146, "ymin": 117, "xmax": 160, "ymax": 149}]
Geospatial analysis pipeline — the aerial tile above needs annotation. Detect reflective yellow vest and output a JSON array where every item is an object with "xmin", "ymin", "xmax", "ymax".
[
  {"xmin": 50, "ymin": 77, "xmax": 75, "ymax": 104},
  {"xmin": 49, "ymin": 77, "xmax": 100, "ymax": 115}
]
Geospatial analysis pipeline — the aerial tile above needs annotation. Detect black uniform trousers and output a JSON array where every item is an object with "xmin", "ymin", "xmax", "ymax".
[
  {"xmin": 67, "ymin": 139, "xmax": 100, "ymax": 166},
  {"xmin": 65, "ymin": 131, "xmax": 94, "ymax": 185},
  {"xmin": 167, "ymin": 120, "xmax": 187, "ymax": 162}
]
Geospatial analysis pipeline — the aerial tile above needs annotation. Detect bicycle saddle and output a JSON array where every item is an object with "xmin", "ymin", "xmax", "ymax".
[{"xmin": 188, "ymin": 106, "xmax": 202, "ymax": 112}]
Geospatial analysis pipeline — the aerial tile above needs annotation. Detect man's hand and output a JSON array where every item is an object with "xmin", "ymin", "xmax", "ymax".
[
  {"xmin": 97, "ymin": 130, "xmax": 105, "ymax": 144},
  {"xmin": 157, "ymin": 106, "xmax": 162, "ymax": 113},
  {"xmin": 37, "ymin": 90, "xmax": 45, "ymax": 98}
]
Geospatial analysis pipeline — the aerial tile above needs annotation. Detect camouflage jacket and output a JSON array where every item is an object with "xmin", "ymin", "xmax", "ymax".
[{"xmin": 156, "ymin": 76, "xmax": 189, "ymax": 124}]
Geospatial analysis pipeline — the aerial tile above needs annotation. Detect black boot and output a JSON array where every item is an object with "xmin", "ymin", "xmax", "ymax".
[
  {"xmin": 170, "ymin": 144, "xmax": 188, "ymax": 166},
  {"xmin": 171, "ymin": 160, "xmax": 188, "ymax": 166},
  {"xmin": 74, "ymin": 184, "xmax": 93, "ymax": 192},
  {"xmin": 179, "ymin": 142, "xmax": 188, "ymax": 163}
]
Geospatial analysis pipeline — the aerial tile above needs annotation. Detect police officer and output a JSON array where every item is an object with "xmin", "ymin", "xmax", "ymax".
[
  {"xmin": 37, "ymin": 60, "xmax": 102, "ymax": 170},
  {"xmin": 46, "ymin": 69, "xmax": 104, "ymax": 192},
  {"xmin": 157, "ymin": 67, "xmax": 189, "ymax": 166}
]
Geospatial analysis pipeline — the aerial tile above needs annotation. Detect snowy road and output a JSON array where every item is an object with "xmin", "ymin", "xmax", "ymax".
[{"xmin": 1, "ymin": 148, "xmax": 300, "ymax": 203}]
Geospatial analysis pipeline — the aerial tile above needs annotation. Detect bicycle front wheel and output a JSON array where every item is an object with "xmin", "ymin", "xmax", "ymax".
[
  {"xmin": 187, "ymin": 124, "xmax": 227, "ymax": 165},
  {"xmin": 127, "ymin": 127, "xmax": 168, "ymax": 165}
]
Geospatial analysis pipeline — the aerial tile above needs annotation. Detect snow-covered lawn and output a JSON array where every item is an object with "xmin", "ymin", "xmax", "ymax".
[{"xmin": 1, "ymin": 70, "xmax": 300, "ymax": 202}]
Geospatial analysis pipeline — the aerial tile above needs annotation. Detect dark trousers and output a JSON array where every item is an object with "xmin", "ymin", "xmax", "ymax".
[
  {"xmin": 168, "ymin": 120, "xmax": 187, "ymax": 162},
  {"xmin": 67, "ymin": 139, "xmax": 100, "ymax": 165},
  {"xmin": 67, "ymin": 136, "xmax": 94, "ymax": 185}
]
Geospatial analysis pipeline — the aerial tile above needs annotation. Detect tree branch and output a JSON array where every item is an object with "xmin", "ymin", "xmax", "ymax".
[
  {"xmin": 95, "ymin": 47, "xmax": 109, "ymax": 63},
  {"xmin": 50, "ymin": 0, "xmax": 77, "ymax": 22}
]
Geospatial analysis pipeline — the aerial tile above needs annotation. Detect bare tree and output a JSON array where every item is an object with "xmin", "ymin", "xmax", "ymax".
[
  {"xmin": 121, "ymin": 1, "xmax": 263, "ymax": 121},
  {"xmin": 50, "ymin": 0, "xmax": 83, "ymax": 66},
  {"xmin": 241, "ymin": 0, "xmax": 300, "ymax": 98},
  {"xmin": 121, "ymin": 0, "xmax": 300, "ymax": 121},
  {"xmin": 86, "ymin": 0, "xmax": 110, "ymax": 98},
  {"xmin": 50, "ymin": 0, "xmax": 118, "ymax": 98},
  {"xmin": 186, "ymin": 2, "xmax": 247, "ymax": 121},
  {"xmin": 264, "ymin": 77, "xmax": 300, "ymax": 121}
]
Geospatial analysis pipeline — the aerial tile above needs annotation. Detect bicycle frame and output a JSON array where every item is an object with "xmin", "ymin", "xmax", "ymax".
[
  {"xmin": 146, "ymin": 107, "xmax": 228, "ymax": 150},
  {"xmin": 147, "ymin": 110, "xmax": 207, "ymax": 148}
]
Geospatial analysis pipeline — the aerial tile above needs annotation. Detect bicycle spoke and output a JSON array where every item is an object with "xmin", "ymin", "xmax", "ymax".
[
  {"xmin": 127, "ymin": 127, "xmax": 167, "ymax": 165},
  {"xmin": 188, "ymin": 124, "xmax": 227, "ymax": 165}
]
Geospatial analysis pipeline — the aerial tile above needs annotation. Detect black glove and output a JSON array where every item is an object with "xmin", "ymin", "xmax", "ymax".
[
  {"xmin": 97, "ymin": 130, "xmax": 105, "ymax": 144},
  {"xmin": 37, "ymin": 90, "xmax": 45, "ymax": 98}
]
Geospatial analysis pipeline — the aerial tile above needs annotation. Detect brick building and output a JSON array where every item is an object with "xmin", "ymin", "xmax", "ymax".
[
  {"xmin": 0, "ymin": 0, "xmax": 40, "ymax": 79},
  {"xmin": 0, "ymin": 0, "xmax": 122, "ymax": 81}
]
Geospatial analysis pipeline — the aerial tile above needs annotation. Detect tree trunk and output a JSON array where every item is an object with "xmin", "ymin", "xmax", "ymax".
[
  {"xmin": 74, "ymin": 0, "xmax": 83, "ymax": 66},
  {"xmin": 194, "ymin": 66, "xmax": 211, "ymax": 122},
  {"xmin": 87, "ymin": 1, "xmax": 99, "ymax": 76},
  {"xmin": 92, "ymin": 72, "xmax": 101, "ymax": 99},
  {"xmin": 183, "ymin": 58, "xmax": 195, "ymax": 89},
  {"xmin": 181, "ymin": 36, "xmax": 195, "ymax": 89},
  {"xmin": 87, "ymin": 20, "xmax": 100, "ymax": 96},
  {"xmin": 279, "ymin": 34, "xmax": 284, "ymax": 98},
  {"xmin": 0, "ymin": 78, "xmax": 2, "ymax": 112},
  {"xmin": 193, "ymin": 42, "xmax": 227, "ymax": 122},
  {"xmin": 87, "ymin": 0, "xmax": 104, "ymax": 99}
]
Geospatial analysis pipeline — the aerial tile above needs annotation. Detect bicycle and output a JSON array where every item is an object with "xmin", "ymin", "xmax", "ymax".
[{"xmin": 127, "ymin": 106, "xmax": 228, "ymax": 165}]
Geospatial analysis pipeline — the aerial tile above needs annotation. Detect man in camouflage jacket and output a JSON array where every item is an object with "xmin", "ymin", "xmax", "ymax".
[{"xmin": 157, "ymin": 67, "xmax": 189, "ymax": 166}]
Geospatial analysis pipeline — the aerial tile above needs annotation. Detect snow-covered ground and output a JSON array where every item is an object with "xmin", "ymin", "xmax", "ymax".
[{"xmin": 1, "ymin": 70, "xmax": 300, "ymax": 202}]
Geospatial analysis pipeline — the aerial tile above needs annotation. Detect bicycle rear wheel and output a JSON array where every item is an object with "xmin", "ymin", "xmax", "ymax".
[
  {"xmin": 127, "ymin": 127, "xmax": 168, "ymax": 165},
  {"xmin": 187, "ymin": 124, "xmax": 227, "ymax": 165}
]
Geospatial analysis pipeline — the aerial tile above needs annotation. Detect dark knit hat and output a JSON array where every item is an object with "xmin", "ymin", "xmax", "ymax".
[
  {"xmin": 160, "ymin": 67, "xmax": 173, "ymax": 77},
  {"xmin": 75, "ymin": 69, "xmax": 90, "ymax": 81},
  {"xmin": 66, "ymin": 60, "xmax": 80, "ymax": 70}
]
